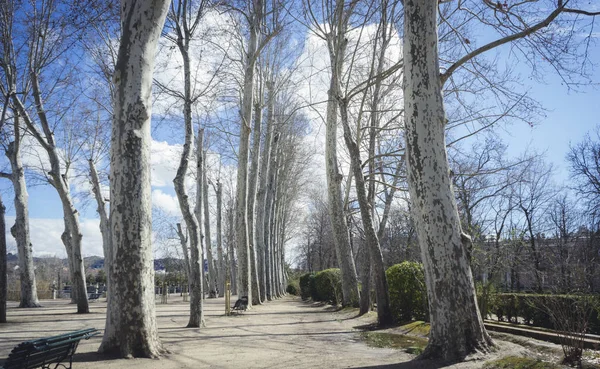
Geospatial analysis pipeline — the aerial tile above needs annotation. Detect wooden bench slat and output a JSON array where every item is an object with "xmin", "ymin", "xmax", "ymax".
[{"xmin": 1, "ymin": 328, "xmax": 98, "ymax": 369}]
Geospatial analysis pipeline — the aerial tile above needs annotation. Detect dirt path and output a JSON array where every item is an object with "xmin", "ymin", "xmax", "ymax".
[{"xmin": 0, "ymin": 295, "xmax": 529, "ymax": 368}]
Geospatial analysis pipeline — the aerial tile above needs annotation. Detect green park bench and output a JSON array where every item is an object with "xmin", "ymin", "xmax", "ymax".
[{"xmin": 0, "ymin": 328, "xmax": 99, "ymax": 369}]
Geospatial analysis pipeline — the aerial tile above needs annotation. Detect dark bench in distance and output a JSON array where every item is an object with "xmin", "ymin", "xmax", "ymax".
[
  {"xmin": 0, "ymin": 328, "xmax": 100, "ymax": 369},
  {"xmin": 232, "ymin": 296, "xmax": 248, "ymax": 311},
  {"xmin": 87, "ymin": 293, "xmax": 101, "ymax": 302}
]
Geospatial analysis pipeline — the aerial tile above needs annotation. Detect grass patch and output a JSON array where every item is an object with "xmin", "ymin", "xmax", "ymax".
[
  {"xmin": 399, "ymin": 321, "xmax": 430, "ymax": 337},
  {"xmin": 482, "ymin": 356, "xmax": 559, "ymax": 369},
  {"xmin": 359, "ymin": 332, "xmax": 427, "ymax": 355}
]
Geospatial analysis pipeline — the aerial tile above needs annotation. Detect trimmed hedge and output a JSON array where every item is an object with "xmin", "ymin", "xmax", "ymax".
[
  {"xmin": 298, "ymin": 269, "xmax": 342, "ymax": 304},
  {"xmin": 489, "ymin": 293, "xmax": 600, "ymax": 334},
  {"xmin": 286, "ymin": 279, "xmax": 300, "ymax": 295},
  {"xmin": 299, "ymin": 273, "xmax": 313, "ymax": 300},
  {"xmin": 314, "ymin": 269, "xmax": 342, "ymax": 304},
  {"xmin": 386, "ymin": 262, "xmax": 428, "ymax": 323}
]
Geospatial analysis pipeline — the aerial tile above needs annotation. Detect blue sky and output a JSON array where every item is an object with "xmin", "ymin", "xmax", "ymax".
[
  {"xmin": 497, "ymin": 47, "xmax": 599, "ymax": 184},
  {"xmin": 2, "ymin": 10, "xmax": 599, "ymax": 258}
]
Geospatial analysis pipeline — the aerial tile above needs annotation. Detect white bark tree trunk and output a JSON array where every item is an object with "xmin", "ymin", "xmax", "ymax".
[
  {"xmin": 99, "ymin": 0, "xmax": 170, "ymax": 357},
  {"xmin": 0, "ymin": 195, "xmax": 6, "ymax": 323},
  {"xmin": 325, "ymin": 29, "xmax": 360, "ymax": 306},
  {"xmin": 248, "ymin": 101, "xmax": 262, "ymax": 305},
  {"xmin": 264, "ymin": 131, "xmax": 279, "ymax": 300},
  {"xmin": 227, "ymin": 203, "xmax": 237, "ymax": 295},
  {"xmin": 11, "ymin": 75, "xmax": 89, "ymax": 313},
  {"xmin": 191, "ymin": 129, "xmax": 206, "ymax": 326},
  {"xmin": 7, "ymin": 124, "xmax": 40, "ymax": 308},
  {"xmin": 89, "ymin": 159, "xmax": 118, "ymax": 340},
  {"xmin": 203, "ymin": 154, "xmax": 217, "ymax": 297},
  {"xmin": 339, "ymin": 102, "xmax": 392, "ymax": 325},
  {"xmin": 235, "ymin": 19, "xmax": 259, "ymax": 305},
  {"xmin": 216, "ymin": 181, "xmax": 225, "ymax": 297},
  {"xmin": 403, "ymin": 0, "xmax": 492, "ymax": 360},
  {"xmin": 176, "ymin": 223, "xmax": 191, "ymax": 281},
  {"xmin": 255, "ymin": 80, "xmax": 274, "ymax": 302}
]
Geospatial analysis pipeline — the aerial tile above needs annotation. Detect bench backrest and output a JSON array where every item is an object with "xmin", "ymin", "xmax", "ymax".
[
  {"xmin": 3, "ymin": 340, "xmax": 78, "ymax": 369},
  {"xmin": 2, "ymin": 329, "xmax": 99, "ymax": 369}
]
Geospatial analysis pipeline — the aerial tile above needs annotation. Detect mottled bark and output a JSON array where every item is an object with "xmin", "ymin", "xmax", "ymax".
[
  {"xmin": 256, "ymin": 81, "xmax": 274, "ymax": 302},
  {"xmin": 227, "ymin": 203, "xmax": 237, "ymax": 295},
  {"xmin": 0, "ymin": 195, "xmax": 6, "ymax": 323},
  {"xmin": 216, "ymin": 181, "xmax": 225, "ymax": 297},
  {"xmin": 403, "ymin": 0, "xmax": 492, "ymax": 360},
  {"xmin": 264, "ymin": 133, "xmax": 279, "ymax": 300},
  {"xmin": 6, "ymin": 125, "xmax": 40, "ymax": 308},
  {"xmin": 248, "ymin": 101, "xmax": 262, "ymax": 305},
  {"xmin": 11, "ymin": 74, "xmax": 88, "ymax": 313},
  {"xmin": 203, "ymin": 154, "xmax": 217, "ymax": 296},
  {"xmin": 176, "ymin": 223, "xmax": 191, "ymax": 280},
  {"xmin": 358, "ymin": 245, "xmax": 371, "ymax": 315},
  {"xmin": 191, "ymin": 129, "xmax": 206, "ymax": 326},
  {"xmin": 99, "ymin": 0, "xmax": 169, "ymax": 358},
  {"xmin": 89, "ymin": 159, "xmax": 117, "ymax": 340},
  {"xmin": 235, "ymin": 15, "xmax": 259, "ymax": 306},
  {"xmin": 324, "ymin": 17, "xmax": 360, "ymax": 305},
  {"xmin": 340, "ymin": 102, "xmax": 392, "ymax": 325},
  {"xmin": 169, "ymin": 0, "xmax": 204, "ymax": 318}
]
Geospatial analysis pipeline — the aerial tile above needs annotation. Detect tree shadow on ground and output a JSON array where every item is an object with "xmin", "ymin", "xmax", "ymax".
[
  {"xmin": 349, "ymin": 359, "xmax": 450, "ymax": 369},
  {"xmin": 72, "ymin": 351, "xmax": 123, "ymax": 363}
]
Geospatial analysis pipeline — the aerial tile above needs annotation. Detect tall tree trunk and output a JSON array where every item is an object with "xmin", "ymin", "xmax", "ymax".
[
  {"xmin": 227, "ymin": 203, "xmax": 237, "ymax": 295},
  {"xmin": 256, "ymin": 81, "xmax": 274, "ymax": 302},
  {"xmin": 171, "ymin": 0, "xmax": 204, "ymax": 320},
  {"xmin": 340, "ymin": 103, "xmax": 392, "ymax": 325},
  {"xmin": 403, "ymin": 0, "xmax": 492, "ymax": 360},
  {"xmin": 359, "ymin": 242, "xmax": 371, "ymax": 315},
  {"xmin": 89, "ymin": 159, "xmax": 118, "ymax": 341},
  {"xmin": 264, "ymin": 132, "xmax": 279, "ymax": 300},
  {"xmin": 248, "ymin": 101, "xmax": 262, "ymax": 305},
  {"xmin": 12, "ymin": 78, "xmax": 89, "ymax": 313},
  {"xmin": 176, "ymin": 224, "xmax": 191, "ymax": 282},
  {"xmin": 7, "ymin": 122, "xmax": 40, "ymax": 308},
  {"xmin": 89, "ymin": 160, "xmax": 112, "ymax": 282},
  {"xmin": 192, "ymin": 129, "xmax": 206, "ymax": 326},
  {"xmin": 99, "ymin": 0, "xmax": 170, "ymax": 357},
  {"xmin": 0, "ymin": 195, "xmax": 6, "ymax": 323},
  {"xmin": 216, "ymin": 181, "xmax": 225, "ymax": 297},
  {"xmin": 203, "ymin": 153, "xmax": 217, "ymax": 297},
  {"xmin": 235, "ymin": 20, "xmax": 259, "ymax": 306},
  {"xmin": 325, "ymin": 42, "xmax": 360, "ymax": 306}
]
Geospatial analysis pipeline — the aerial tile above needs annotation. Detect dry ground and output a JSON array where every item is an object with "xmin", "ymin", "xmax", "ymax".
[{"xmin": 0, "ymin": 295, "xmax": 536, "ymax": 368}]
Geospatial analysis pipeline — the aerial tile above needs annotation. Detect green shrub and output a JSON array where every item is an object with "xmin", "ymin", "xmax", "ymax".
[
  {"xmin": 488, "ymin": 293, "xmax": 600, "ymax": 334},
  {"xmin": 476, "ymin": 282, "xmax": 498, "ymax": 319},
  {"xmin": 299, "ymin": 273, "xmax": 313, "ymax": 300},
  {"xmin": 386, "ymin": 262, "xmax": 428, "ymax": 323},
  {"xmin": 313, "ymin": 269, "xmax": 342, "ymax": 304},
  {"xmin": 286, "ymin": 279, "xmax": 300, "ymax": 295}
]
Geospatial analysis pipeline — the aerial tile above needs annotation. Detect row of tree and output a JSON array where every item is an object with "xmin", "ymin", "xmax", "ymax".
[{"xmin": 0, "ymin": 0, "xmax": 598, "ymax": 363}]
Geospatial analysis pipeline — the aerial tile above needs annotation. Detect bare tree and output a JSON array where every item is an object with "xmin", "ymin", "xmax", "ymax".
[
  {"xmin": 99, "ymin": 0, "xmax": 170, "ymax": 358},
  {"xmin": 303, "ymin": 0, "xmax": 361, "ymax": 307},
  {"xmin": 0, "ymin": 193, "xmax": 5, "ymax": 323},
  {"xmin": 191, "ymin": 129, "xmax": 206, "ymax": 327},
  {"xmin": 403, "ymin": 0, "xmax": 493, "ymax": 360},
  {"xmin": 513, "ymin": 158, "xmax": 555, "ymax": 292},
  {"xmin": 163, "ymin": 0, "xmax": 208, "ymax": 328},
  {"xmin": 568, "ymin": 127, "xmax": 600, "ymax": 216},
  {"xmin": 0, "ymin": 0, "xmax": 92, "ymax": 313}
]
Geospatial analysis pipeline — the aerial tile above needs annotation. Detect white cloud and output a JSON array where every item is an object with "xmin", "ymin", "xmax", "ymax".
[
  {"xmin": 151, "ymin": 139, "xmax": 182, "ymax": 187},
  {"xmin": 152, "ymin": 189, "xmax": 181, "ymax": 217},
  {"xmin": 5, "ymin": 216, "xmax": 104, "ymax": 257}
]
